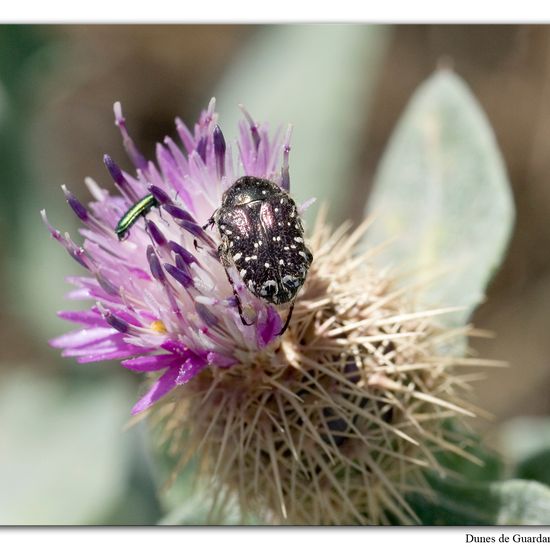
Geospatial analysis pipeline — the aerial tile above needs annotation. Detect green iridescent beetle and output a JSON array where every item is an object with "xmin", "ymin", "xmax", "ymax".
[{"xmin": 115, "ymin": 194, "xmax": 159, "ymax": 240}]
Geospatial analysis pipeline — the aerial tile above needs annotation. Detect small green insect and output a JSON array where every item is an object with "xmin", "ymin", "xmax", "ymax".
[{"xmin": 115, "ymin": 194, "xmax": 159, "ymax": 240}]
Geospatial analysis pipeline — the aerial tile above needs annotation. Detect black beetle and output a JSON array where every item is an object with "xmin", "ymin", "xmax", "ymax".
[{"xmin": 203, "ymin": 176, "xmax": 313, "ymax": 335}]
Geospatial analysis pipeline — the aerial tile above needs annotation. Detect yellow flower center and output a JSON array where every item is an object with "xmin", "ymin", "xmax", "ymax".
[{"xmin": 150, "ymin": 320, "xmax": 167, "ymax": 334}]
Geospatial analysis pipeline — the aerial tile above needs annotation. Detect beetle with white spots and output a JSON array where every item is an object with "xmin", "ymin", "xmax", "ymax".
[{"xmin": 203, "ymin": 175, "xmax": 313, "ymax": 335}]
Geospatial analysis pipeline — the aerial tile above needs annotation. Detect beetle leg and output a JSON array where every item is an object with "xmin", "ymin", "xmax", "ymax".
[
  {"xmin": 216, "ymin": 240, "xmax": 253, "ymax": 327},
  {"xmin": 223, "ymin": 266, "xmax": 254, "ymax": 326},
  {"xmin": 194, "ymin": 213, "xmax": 216, "ymax": 250},
  {"xmin": 277, "ymin": 301, "xmax": 295, "ymax": 335},
  {"xmin": 201, "ymin": 213, "xmax": 216, "ymax": 231}
]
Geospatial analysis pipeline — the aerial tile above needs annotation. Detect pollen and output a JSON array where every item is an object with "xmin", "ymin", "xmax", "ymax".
[{"xmin": 150, "ymin": 320, "xmax": 167, "ymax": 333}]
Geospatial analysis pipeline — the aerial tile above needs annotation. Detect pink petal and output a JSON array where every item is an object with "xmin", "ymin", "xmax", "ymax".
[
  {"xmin": 50, "ymin": 327, "xmax": 116, "ymax": 349},
  {"xmin": 256, "ymin": 305, "xmax": 282, "ymax": 348},
  {"xmin": 122, "ymin": 354, "xmax": 181, "ymax": 372},
  {"xmin": 175, "ymin": 357, "xmax": 208, "ymax": 385},
  {"xmin": 57, "ymin": 310, "xmax": 103, "ymax": 326},
  {"xmin": 131, "ymin": 366, "xmax": 180, "ymax": 415},
  {"xmin": 207, "ymin": 352, "xmax": 236, "ymax": 368}
]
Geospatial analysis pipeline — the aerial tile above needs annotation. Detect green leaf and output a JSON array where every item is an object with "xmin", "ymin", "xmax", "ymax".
[
  {"xmin": 0, "ymin": 80, "xmax": 6, "ymax": 126},
  {"xmin": 215, "ymin": 24, "xmax": 390, "ymax": 224},
  {"xmin": 410, "ymin": 478, "xmax": 550, "ymax": 526},
  {"xmin": 435, "ymin": 445, "xmax": 505, "ymax": 485},
  {"xmin": 157, "ymin": 484, "xmax": 245, "ymax": 526},
  {"xmin": 500, "ymin": 417, "xmax": 550, "ymax": 465},
  {"xmin": 151, "ymin": 440, "xmax": 260, "ymax": 525},
  {"xmin": 408, "ymin": 421, "xmax": 550, "ymax": 525},
  {"xmin": 0, "ymin": 370, "xmax": 135, "ymax": 525},
  {"xmin": 499, "ymin": 417, "xmax": 550, "ymax": 486},
  {"xmin": 514, "ymin": 451, "xmax": 550, "ymax": 488},
  {"xmin": 99, "ymin": 421, "xmax": 164, "ymax": 525},
  {"xmin": 364, "ymin": 69, "xmax": 515, "ymax": 326}
]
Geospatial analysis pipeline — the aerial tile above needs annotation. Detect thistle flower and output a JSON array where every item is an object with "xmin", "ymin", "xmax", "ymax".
[
  {"xmin": 43, "ymin": 98, "xmax": 291, "ymax": 414},
  {"xmin": 44, "ymin": 99, "xmax": 494, "ymax": 525}
]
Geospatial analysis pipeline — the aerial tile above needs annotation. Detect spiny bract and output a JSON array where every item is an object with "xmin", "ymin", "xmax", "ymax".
[{"xmin": 153, "ymin": 210, "xmax": 496, "ymax": 525}]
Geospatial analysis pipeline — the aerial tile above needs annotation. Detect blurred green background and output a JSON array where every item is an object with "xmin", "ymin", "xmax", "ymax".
[{"xmin": 1, "ymin": 24, "xmax": 549, "ymax": 524}]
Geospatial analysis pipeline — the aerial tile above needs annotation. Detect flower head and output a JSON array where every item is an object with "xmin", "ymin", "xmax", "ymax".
[
  {"xmin": 43, "ymin": 98, "xmax": 297, "ymax": 414},
  {"xmin": 45, "ymin": 100, "xmax": 493, "ymax": 525}
]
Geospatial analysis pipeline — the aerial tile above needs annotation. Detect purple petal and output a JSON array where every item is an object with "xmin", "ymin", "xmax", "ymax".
[
  {"xmin": 62, "ymin": 185, "xmax": 89, "ymax": 222},
  {"xmin": 107, "ymin": 308, "xmax": 142, "ymax": 326},
  {"xmin": 49, "ymin": 327, "xmax": 116, "ymax": 349},
  {"xmin": 156, "ymin": 142, "xmax": 178, "ymax": 172},
  {"xmin": 240, "ymin": 104, "xmax": 261, "ymax": 151},
  {"xmin": 175, "ymin": 356, "xmax": 207, "ymax": 385},
  {"xmin": 168, "ymin": 241, "xmax": 198, "ymax": 266},
  {"xmin": 207, "ymin": 352, "xmax": 236, "ymax": 368},
  {"xmin": 164, "ymin": 136, "xmax": 188, "ymax": 173},
  {"xmin": 148, "ymin": 185, "xmax": 171, "ymax": 205},
  {"xmin": 164, "ymin": 263, "xmax": 193, "ymax": 288},
  {"xmin": 66, "ymin": 288, "xmax": 92, "ymax": 301},
  {"xmin": 175, "ymin": 117, "xmax": 196, "ymax": 154},
  {"xmin": 41, "ymin": 211, "xmax": 92, "ymax": 271},
  {"xmin": 174, "ymin": 254, "xmax": 192, "ymax": 273},
  {"xmin": 163, "ymin": 204, "xmax": 195, "ymax": 224},
  {"xmin": 127, "ymin": 267, "xmax": 152, "ymax": 281},
  {"xmin": 161, "ymin": 339, "xmax": 189, "ymax": 355},
  {"xmin": 195, "ymin": 303, "xmax": 219, "ymax": 327},
  {"xmin": 177, "ymin": 220, "xmax": 216, "ymax": 248},
  {"xmin": 213, "ymin": 125, "xmax": 226, "ymax": 177},
  {"xmin": 63, "ymin": 337, "xmax": 131, "ymax": 357},
  {"xmin": 196, "ymin": 137, "xmax": 207, "ymax": 163},
  {"xmin": 57, "ymin": 310, "xmax": 103, "ymax": 326},
  {"xmin": 122, "ymin": 354, "xmax": 180, "ymax": 372},
  {"xmin": 76, "ymin": 346, "xmax": 156, "ymax": 364},
  {"xmin": 131, "ymin": 366, "xmax": 180, "ymax": 415},
  {"xmin": 96, "ymin": 272, "xmax": 119, "ymax": 296},
  {"xmin": 103, "ymin": 154, "xmax": 134, "ymax": 198},
  {"xmin": 256, "ymin": 305, "xmax": 282, "ymax": 348},
  {"xmin": 102, "ymin": 310, "xmax": 130, "ymax": 333},
  {"xmin": 114, "ymin": 102, "xmax": 148, "ymax": 171},
  {"xmin": 146, "ymin": 220, "xmax": 167, "ymax": 247},
  {"xmin": 146, "ymin": 246, "xmax": 165, "ymax": 282}
]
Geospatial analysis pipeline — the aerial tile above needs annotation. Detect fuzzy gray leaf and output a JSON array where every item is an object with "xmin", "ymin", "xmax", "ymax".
[
  {"xmin": 0, "ymin": 371, "xmax": 133, "ymax": 524},
  {"xmin": 364, "ymin": 69, "xmax": 514, "ymax": 326},
  {"xmin": 411, "ymin": 478, "xmax": 550, "ymax": 525}
]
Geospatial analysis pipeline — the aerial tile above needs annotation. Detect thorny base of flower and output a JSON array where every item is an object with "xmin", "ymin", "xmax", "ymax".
[{"xmin": 150, "ymin": 209, "xmax": 502, "ymax": 525}]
